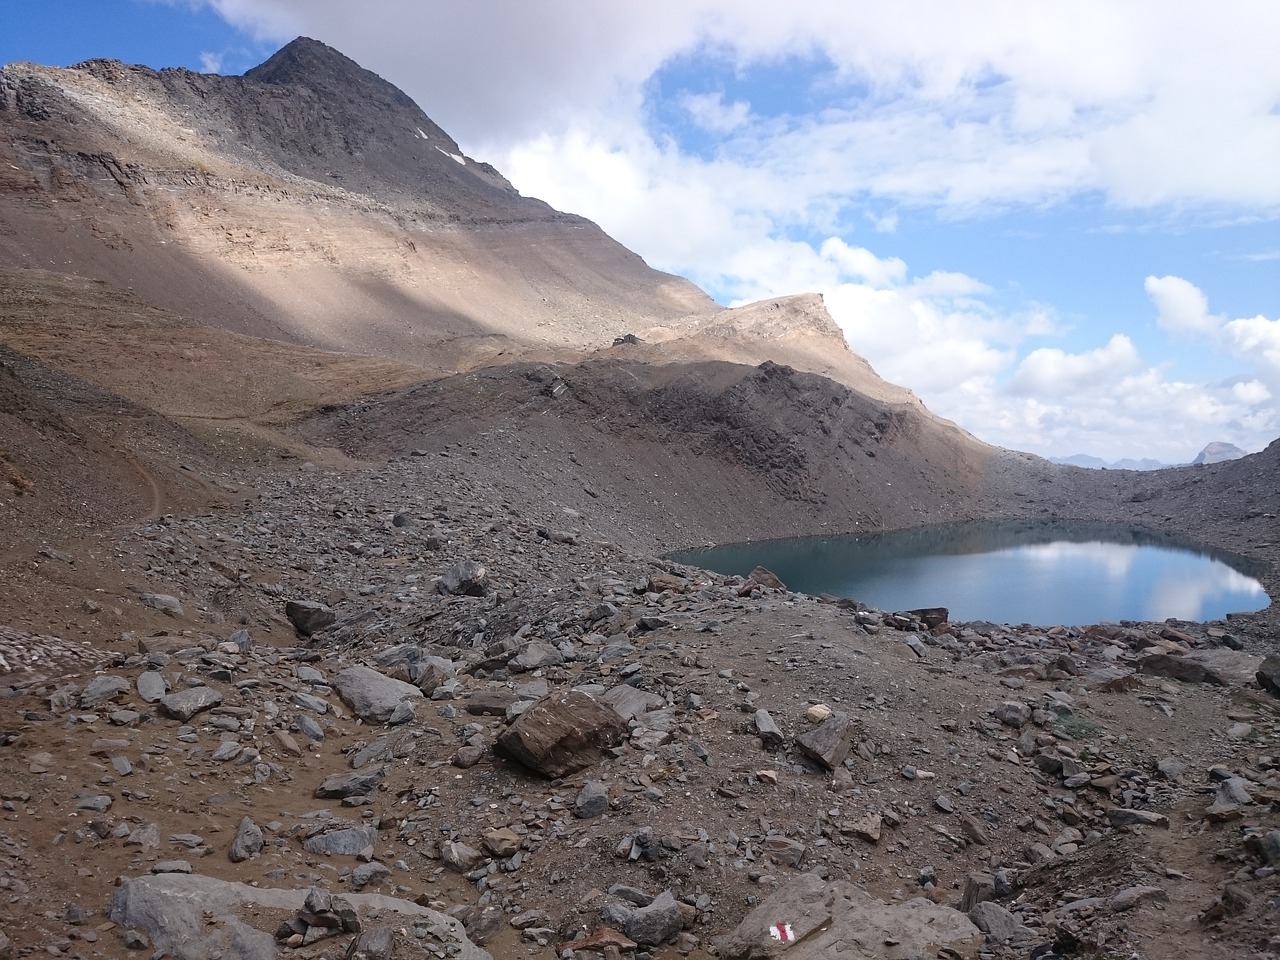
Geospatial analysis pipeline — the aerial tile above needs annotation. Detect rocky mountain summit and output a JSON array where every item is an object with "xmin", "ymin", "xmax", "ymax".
[{"xmin": 0, "ymin": 38, "xmax": 1278, "ymax": 960}]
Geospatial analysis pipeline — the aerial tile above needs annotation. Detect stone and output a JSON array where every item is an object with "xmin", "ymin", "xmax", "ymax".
[
  {"xmin": 315, "ymin": 765, "xmax": 386, "ymax": 799},
  {"xmin": 968, "ymin": 901, "xmax": 1022, "ymax": 941},
  {"xmin": 334, "ymin": 665, "xmax": 423, "ymax": 723},
  {"xmin": 139, "ymin": 593, "xmax": 184, "ymax": 618},
  {"xmin": 510, "ymin": 641, "xmax": 564, "ymax": 672},
  {"xmin": 1138, "ymin": 652, "xmax": 1226, "ymax": 685},
  {"xmin": 992, "ymin": 701, "xmax": 1031, "ymax": 728},
  {"xmin": 80, "ymin": 675, "xmax": 130, "ymax": 708},
  {"xmin": 764, "ymin": 836, "xmax": 806, "ymax": 867},
  {"xmin": 482, "ymin": 828, "xmax": 521, "ymax": 858},
  {"xmin": 494, "ymin": 690, "xmax": 627, "ymax": 778},
  {"xmin": 1109, "ymin": 885, "xmax": 1168, "ymax": 911},
  {"xmin": 754, "ymin": 709, "xmax": 784, "ymax": 750},
  {"xmin": 574, "ymin": 780, "xmax": 610, "ymax": 818},
  {"xmin": 1257, "ymin": 655, "xmax": 1280, "ymax": 697},
  {"xmin": 794, "ymin": 712, "xmax": 855, "ymax": 770},
  {"xmin": 285, "ymin": 599, "xmax": 337, "ymax": 636},
  {"xmin": 714, "ymin": 872, "xmax": 982, "ymax": 960},
  {"xmin": 1156, "ymin": 757, "xmax": 1186, "ymax": 781},
  {"xmin": 135, "ymin": 671, "xmax": 167, "ymax": 703},
  {"xmin": 1106, "ymin": 807, "xmax": 1169, "ymax": 829},
  {"xmin": 229, "ymin": 817, "xmax": 263, "ymax": 862},
  {"xmin": 159, "ymin": 686, "xmax": 223, "ymax": 721},
  {"xmin": 599, "ymin": 684, "xmax": 666, "ymax": 721},
  {"xmin": 843, "ymin": 813, "xmax": 882, "ymax": 844},
  {"xmin": 440, "ymin": 840, "xmax": 486, "ymax": 872},
  {"xmin": 109, "ymin": 874, "xmax": 491, "ymax": 960},
  {"xmin": 351, "ymin": 862, "xmax": 391, "ymax": 890},
  {"xmin": 625, "ymin": 890, "xmax": 681, "ymax": 946},
  {"xmin": 748, "ymin": 566, "xmax": 786, "ymax": 590},
  {"xmin": 437, "ymin": 560, "xmax": 489, "ymax": 596},
  {"xmin": 303, "ymin": 824, "xmax": 377, "ymax": 856}
]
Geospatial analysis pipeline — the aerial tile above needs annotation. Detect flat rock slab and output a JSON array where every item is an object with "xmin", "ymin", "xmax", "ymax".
[
  {"xmin": 599, "ymin": 684, "xmax": 666, "ymax": 722},
  {"xmin": 315, "ymin": 765, "xmax": 386, "ymax": 799},
  {"xmin": 1138, "ymin": 650, "xmax": 1262, "ymax": 686},
  {"xmin": 159, "ymin": 686, "xmax": 223, "ymax": 721},
  {"xmin": 495, "ymin": 690, "xmax": 626, "ymax": 778},
  {"xmin": 334, "ymin": 665, "xmax": 423, "ymax": 723},
  {"xmin": 109, "ymin": 873, "xmax": 492, "ymax": 960},
  {"xmin": 715, "ymin": 872, "xmax": 982, "ymax": 960}
]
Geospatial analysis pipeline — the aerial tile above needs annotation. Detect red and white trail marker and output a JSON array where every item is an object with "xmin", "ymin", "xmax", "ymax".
[{"xmin": 769, "ymin": 922, "xmax": 794, "ymax": 942}]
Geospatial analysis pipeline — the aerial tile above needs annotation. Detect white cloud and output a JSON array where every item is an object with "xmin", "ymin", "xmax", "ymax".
[
  {"xmin": 679, "ymin": 91, "xmax": 750, "ymax": 133},
  {"xmin": 1006, "ymin": 335, "xmax": 1141, "ymax": 398},
  {"xmin": 198, "ymin": 50, "xmax": 223, "ymax": 73},
  {"xmin": 1145, "ymin": 275, "xmax": 1222, "ymax": 335}
]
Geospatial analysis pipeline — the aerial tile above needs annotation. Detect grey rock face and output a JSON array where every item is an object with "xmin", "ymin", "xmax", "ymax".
[
  {"xmin": 136, "ymin": 671, "xmax": 168, "ymax": 703},
  {"xmin": 624, "ymin": 890, "xmax": 681, "ymax": 946},
  {"xmin": 229, "ymin": 817, "xmax": 263, "ymax": 863},
  {"xmin": 79, "ymin": 674, "xmax": 131, "ymax": 708},
  {"xmin": 139, "ymin": 593, "xmax": 184, "ymax": 617},
  {"xmin": 795, "ymin": 712, "xmax": 855, "ymax": 770},
  {"xmin": 285, "ymin": 599, "xmax": 336, "ymax": 636},
  {"xmin": 334, "ymin": 665, "xmax": 423, "ymax": 723},
  {"xmin": 159, "ymin": 686, "xmax": 223, "ymax": 721},
  {"xmin": 573, "ymin": 780, "xmax": 610, "ymax": 819},
  {"xmin": 715, "ymin": 872, "xmax": 982, "ymax": 960},
  {"xmin": 109, "ymin": 874, "xmax": 492, "ymax": 960},
  {"xmin": 437, "ymin": 560, "xmax": 488, "ymax": 596},
  {"xmin": 315, "ymin": 765, "xmax": 386, "ymax": 799},
  {"xmin": 302, "ymin": 824, "xmax": 378, "ymax": 856}
]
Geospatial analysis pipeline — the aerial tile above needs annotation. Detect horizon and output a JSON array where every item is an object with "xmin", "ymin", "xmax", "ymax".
[{"xmin": 3, "ymin": 1, "xmax": 1277, "ymax": 464}]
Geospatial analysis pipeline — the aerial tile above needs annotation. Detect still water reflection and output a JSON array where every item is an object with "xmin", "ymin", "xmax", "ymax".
[{"xmin": 670, "ymin": 520, "xmax": 1270, "ymax": 626}]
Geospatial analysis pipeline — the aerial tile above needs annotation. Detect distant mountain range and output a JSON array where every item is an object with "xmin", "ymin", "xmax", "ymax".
[{"xmin": 1051, "ymin": 442, "xmax": 1248, "ymax": 471}]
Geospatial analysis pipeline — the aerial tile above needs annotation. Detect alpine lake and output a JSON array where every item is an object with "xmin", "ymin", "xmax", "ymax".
[{"xmin": 669, "ymin": 520, "xmax": 1270, "ymax": 627}]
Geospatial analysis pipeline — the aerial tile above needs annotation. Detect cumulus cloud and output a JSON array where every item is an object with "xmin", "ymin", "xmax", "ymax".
[{"xmin": 1145, "ymin": 275, "xmax": 1222, "ymax": 335}]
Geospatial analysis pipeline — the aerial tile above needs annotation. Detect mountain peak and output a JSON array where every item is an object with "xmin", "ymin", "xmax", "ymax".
[{"xmin": 245, "ymin": 37, "xmax": 414, "ymax": 110}]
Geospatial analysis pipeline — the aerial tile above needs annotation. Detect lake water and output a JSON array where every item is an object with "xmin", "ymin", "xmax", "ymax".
[{"xmin": 669, "ymin": 520, "xmax": 1270, "ymax": 626}]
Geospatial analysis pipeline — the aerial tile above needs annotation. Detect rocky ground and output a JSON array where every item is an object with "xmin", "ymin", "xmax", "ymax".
[{"xmin": 1, "ymin": 440, "xmax": 1278, "ymax": 960}]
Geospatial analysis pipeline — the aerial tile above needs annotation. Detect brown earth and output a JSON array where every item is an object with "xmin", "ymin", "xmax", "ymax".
[{"xmin": 0, "ymin": 37, "xmax": 1278, "ymax": 960}]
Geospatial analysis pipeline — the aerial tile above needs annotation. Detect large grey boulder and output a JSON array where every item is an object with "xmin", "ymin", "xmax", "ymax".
[
  {"xmin": 715, "ymin": 872, "xmax": 982, "ymax": 960},
  {"xmin": 284, "ymin": 599, "xmax": 336, "ymax": 636},
  {"xmin": 334, "ymin": 665, "xmax": 423, "ymax": 723},
  {"xmin": 159, "ymin": 686, "xmax": 223, "ymax": 721},
  {"xmin": 109, "ymin": 873, "xmax": 492, "ymax": 960}
]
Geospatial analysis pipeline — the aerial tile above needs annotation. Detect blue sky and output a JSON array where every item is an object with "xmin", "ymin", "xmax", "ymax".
[{"xmin": 4, "ymin": 1, "xmax": 1278, "ymax": 463}]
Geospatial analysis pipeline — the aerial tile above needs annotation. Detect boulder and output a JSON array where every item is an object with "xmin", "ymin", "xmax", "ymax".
[
  {"xmin": 108, "ymin": 874, "xmax": 491, "ymax": 960},
  {"xmin": 795, "ymin": 712, "xmax": 855, "ymax": 770},
  {"xmin": 159, "ymin": 686, "xmax": 223, "ymax": 721},
  {"xmin": 748, "ymin": 566, "xmax": 786, "ymax": 590},
  {"xmin": 284, "ymin": 599, "xmax": 336, "ymax": 636},
  {"xmin": 1257, "ymin": 655, "xmax": 1280, "ymax": 697},
  {"xmin": 334, "ymin": 665, "xmax": 423, "ymax": 723},
  {"xmin": 624, "ymin": 890, "xmax": 681, "ymax": 946},
  {"xmin": 315, "ymin": 766, "xmax": 386, "ymax": 800},
  {"xmin": 228, "ymin": 817, "xmax": 263, "ymax": 863},
  {"xmin": 139, "ymin": 593, "xmax": 184, "ymax": 618},
  {"xmin": 437, "ymin": 560, "xmax": 488, "ymax": 596},
  {"xmin": 79, "ymin": 675, "xmax": 130, "ymax": 708},
  {"xmin": 494, "ymin": 690, "xmax": 627, "ymax": 778},
  {"xmin": 714, "ymin": 872, "xmax": 982, "ymax": 959},
  {"xmin": 302, "ymin": 824, "xmax": 377, "ymax": 856}
]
